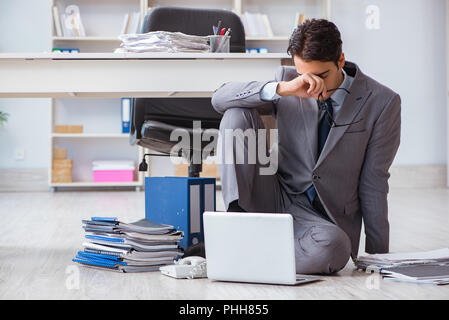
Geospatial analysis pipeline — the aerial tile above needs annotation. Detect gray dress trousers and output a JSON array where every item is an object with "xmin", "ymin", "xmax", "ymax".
[{"xmin": 218, "ymin": 107, "xmax": 352, "ymax": 275}]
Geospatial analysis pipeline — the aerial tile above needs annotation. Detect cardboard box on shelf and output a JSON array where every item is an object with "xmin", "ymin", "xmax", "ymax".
[
  {"xmin": 68, "ymin": 125, "xmax": 83, "ymax": 133},
  {"xmin": 51, "ymin": 175, "xmax": 72, "ymax": 183},
  {"xmin": 53, "ymin": 148, "xmax": 67, "ymax": 160},
  {"xmin": 54, "ymin": 125, "xmax": 69, "ymax": 133},
  {"xmin": 54, "ymin": 125, "xmax": 83, "ymax": 134},
  {"xmin": 52, "ymin": 167, "xmax": 72, "ymax": 177},
  {"xmin": 52, "ymin": 159, "xmax": 73, "ymax": 169},
  {"xmin": 52, "ymin": 166, "xmax": 72, "ymax": 183}
]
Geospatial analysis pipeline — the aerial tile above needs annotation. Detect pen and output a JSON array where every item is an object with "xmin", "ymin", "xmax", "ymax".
[
  {"xmin": 216, "ymin": 28, "xmax": 231, "ymax": 52},
  {"xmin": 219, "ymin": 28, "xmax": 226, "ymax": 35},
  {"xmin": 216, "ymin": 20, "xmax": 222, "ymax": 33}
]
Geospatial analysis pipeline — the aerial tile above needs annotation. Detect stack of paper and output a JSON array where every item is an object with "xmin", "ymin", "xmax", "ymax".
[
  {"xmin": 116, "ymin": 31, "xmax": 210, "ymax": 53},
  {"xmin": 381, "ymin": 264, "xmax": 449, "ymax": 285},
  {"xmin": 72, "ymin": 217, "xmax": 184, "ymax": 272},
  {"xmin": 356, "ymin": 248, "xmax": 449, "ymax": 285},
  {"xmin": 356, "ymin": 248, "xmax": 449, "ymax": 269}
]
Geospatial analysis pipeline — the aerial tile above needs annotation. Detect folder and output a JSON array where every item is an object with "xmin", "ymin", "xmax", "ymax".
[
  {"xmin": 121, "ymin": 98, "xmax": 131, "ymax": 133},
  {"xmin": 73, "ymin": 217, "xmax": 184, "ymax": 272}
]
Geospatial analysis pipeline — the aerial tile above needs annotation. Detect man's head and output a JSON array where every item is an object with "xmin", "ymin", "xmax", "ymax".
[{"xmin": 287, "ymin": 19, "xmax": 345, "ymax": 92}]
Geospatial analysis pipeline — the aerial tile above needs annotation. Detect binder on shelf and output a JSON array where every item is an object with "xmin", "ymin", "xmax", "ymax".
[
  {"xmin": 130, "ymin": 12, "xmax": 141, "ymax": 34},
  {"xmin": 120, "ymin": 12, "xmax": 141, "ymax": 35},
  {"xmin": 59, "ymin": 5, "xmax": 86, "ymax": 37},
  {"xmin": 121, "ymin": 14, "xmax": 131, "ymax": 35},
  {"xmin": 121, "ymin": 98, "xmax": 131, "ymax": 134},
  {"xmin": 52, "ymin": 6, "xmax": 62, "ymax": 37},
  {"xmin": 240, "ymin": 12, "xmax": 274, "ymax": 38}
]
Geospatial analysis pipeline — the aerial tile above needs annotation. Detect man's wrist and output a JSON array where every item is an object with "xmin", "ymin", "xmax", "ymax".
[
  {"xmin": 276, "ymin": 81, "xmax": 290, "ymax": 96},
  {"xmin": 261, "ymin": 81, "xmax": 281, "ymax": 101}
]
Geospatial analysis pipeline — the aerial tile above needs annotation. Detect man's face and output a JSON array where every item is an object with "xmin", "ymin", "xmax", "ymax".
[{"xmin": 293, "ymin": 53, "xmax": 345, "ymax": 99}]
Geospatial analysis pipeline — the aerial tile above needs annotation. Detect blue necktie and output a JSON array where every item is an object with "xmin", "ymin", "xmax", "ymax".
[{"xmin": 305, "ymin": 99, "xmax": 333, "ymax": 205}]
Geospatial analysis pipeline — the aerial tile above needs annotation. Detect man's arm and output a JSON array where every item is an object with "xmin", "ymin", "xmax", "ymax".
[
  {"xmin": 211, "ymin": 80, "xmax": 278, "ymax": 115},
  {"xmin": 211, "ymin": 66, "xmax": 327, "ymax": 115},
  {"xmin": 359, "ymin": 94, "xmax": 401, "ymax": 254}
]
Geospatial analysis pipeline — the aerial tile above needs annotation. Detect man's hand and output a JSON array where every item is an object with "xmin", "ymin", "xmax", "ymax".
[{"xmin": 276, "ymin": 73, "xmax": 327, "ymax": 99}]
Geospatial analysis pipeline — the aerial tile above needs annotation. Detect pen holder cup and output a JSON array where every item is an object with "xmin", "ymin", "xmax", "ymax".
[{"xmin": 208, "ymin": 35, "xmax": 231, "ymax": 53}]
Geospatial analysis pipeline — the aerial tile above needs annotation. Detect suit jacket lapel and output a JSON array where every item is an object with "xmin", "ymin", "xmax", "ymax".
[{"xmin": 314, "ymin": 76, "xmax": 371, "ymax": 169}]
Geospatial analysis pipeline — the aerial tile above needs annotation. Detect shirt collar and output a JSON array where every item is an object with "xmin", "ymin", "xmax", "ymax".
[{"xmin": 330, "ymin": 68, "xmax": 353, "ymax": 107}]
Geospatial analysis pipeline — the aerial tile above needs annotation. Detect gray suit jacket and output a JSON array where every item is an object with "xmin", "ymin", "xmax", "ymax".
[{"xmin": 211, "ymin": 61, "xmax": 401, "ymax": 257}]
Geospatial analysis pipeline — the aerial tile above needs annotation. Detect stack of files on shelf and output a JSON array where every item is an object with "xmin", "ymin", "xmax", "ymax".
[
  {"xmin": 356, "ymin": 248, "xmax": 449, "ymax": 285},
  {"xmin": 72, "ymin": 217, "xmax": 184, "ymax": 272},
  {"xmin": 116, "ymin": 31, "xmax": 209, "ymax": 53},
  {"xmin": 53, "ymin": 5, "xmax": 86, "ymax": 37}
]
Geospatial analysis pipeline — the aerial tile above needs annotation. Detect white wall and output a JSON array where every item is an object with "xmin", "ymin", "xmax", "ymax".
[
  {"xmin": 0, "ymin": 0, "xmax": 51, "ymax": 168},
  {"xmin": 332, "ymin": 0, "xmax": 447, "ymax": 165},
  {"xmin": 0, "ymin": 0, "xmax": 447, "ymax": 170}
]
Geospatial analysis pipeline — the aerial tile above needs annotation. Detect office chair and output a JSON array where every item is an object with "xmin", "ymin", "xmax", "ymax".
[{"xmin": 130, "ymin": 6, "xmax": 246, "ymax": 177}]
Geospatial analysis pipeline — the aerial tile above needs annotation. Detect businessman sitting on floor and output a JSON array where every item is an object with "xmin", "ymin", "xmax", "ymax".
[{"xmin": 211, "ymin": 19, "xmax": 401, "ymax": 274}]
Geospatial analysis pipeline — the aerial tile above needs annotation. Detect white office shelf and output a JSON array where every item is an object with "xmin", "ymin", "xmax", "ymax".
[
  {"xmin": 50, "ymin": 181, "xmax": 143, "ymax": 187},
  {"xmin": 246, "ymin": 36, "xmax": 290, "ymax": 41},
  {"xmin": 51, "ymin": 133, "xmax": 129, "ymax": 138},
  {"xmin": 52, "ymin": 36, "xmax": 121, "ymax": 42},
  {"xmin": 49, "ymin": 0, "xmax": 148, "ymax": 191}
]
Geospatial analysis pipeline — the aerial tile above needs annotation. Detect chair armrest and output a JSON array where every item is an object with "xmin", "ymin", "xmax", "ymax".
[{"xmin": 130, "ymin": 98, "xmax": 145, "ymax": 145}]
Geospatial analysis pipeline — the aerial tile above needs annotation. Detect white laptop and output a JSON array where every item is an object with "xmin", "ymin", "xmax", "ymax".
[{"xmin": 203, "ymin": 211, "xmax": 322, "ymax": 285}]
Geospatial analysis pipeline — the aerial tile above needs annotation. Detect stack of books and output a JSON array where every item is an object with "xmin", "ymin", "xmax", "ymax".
[
  {"xmin": 120, "ymin": 12, "xmax": 142, "ymax": 35},
  {"xmin": 72, "ymin": 217, "xmax": 184, "ymax": 272},
  {"xmin": 52, "ymin": 5, "xmax": 86, "ymax": 37},
  {"xmin": 239, "ymin": 12, "xmax": 274, "ymax": 38}
]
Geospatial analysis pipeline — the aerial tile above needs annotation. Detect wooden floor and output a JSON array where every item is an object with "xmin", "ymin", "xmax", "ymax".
[{"xmin": 0, "ymin": 187, "xmax": 448, "ymax": 300}]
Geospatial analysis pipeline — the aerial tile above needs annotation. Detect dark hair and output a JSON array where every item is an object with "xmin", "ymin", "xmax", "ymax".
[{"xmin": 287, "ymin": 19, "xmax": 342, "ymax": 67}]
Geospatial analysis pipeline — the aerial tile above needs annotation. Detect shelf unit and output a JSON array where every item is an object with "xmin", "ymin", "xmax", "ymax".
[
  {"xmin": 48, "ymin": 98, "xmax": 147, "ymax": 192},
  {"xmin": 50, "ymin": 0, "xmax": 332, "ymax": 52},
  {"xmin": 49, "ymin": 0, "xmax": 149, "ymax": 191},
  {"xmin": 47, "ymin": 0, "xmax": 332, "ymax": 191}
]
